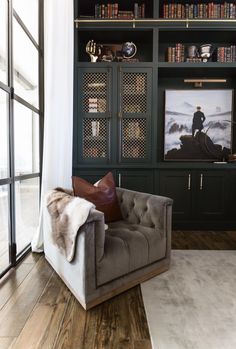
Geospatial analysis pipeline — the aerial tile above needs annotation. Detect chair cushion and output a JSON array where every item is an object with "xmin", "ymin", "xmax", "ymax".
[
  {"xmin": 96, "ymin": 220, "xmax": 166, "ymax": 286},
  {"xmin": 72, "ymin": 172, "xmax": 122, "ymax": 223}
]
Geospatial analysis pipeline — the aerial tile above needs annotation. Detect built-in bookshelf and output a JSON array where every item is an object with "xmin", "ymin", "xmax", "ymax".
[{"xmin": 74, "ymin": 0, "xmax": 236, "ymax": 229}]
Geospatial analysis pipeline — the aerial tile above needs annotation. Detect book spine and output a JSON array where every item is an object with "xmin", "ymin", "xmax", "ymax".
[
  {"xmin": 139, "ymin": 5, "xmax": 142, "ymax": 18},
  {"xmin": 141, "ymin": 3, "xmax": 145, "ymax": 18},
  {"xmin": 115, "ymin": 3, "xmax": 118, "ymax": 18},
  {"xmin": 94, "ymin": 4, "xmax": 98, "ymax": 18},
  {"xmin": 134, "ymin": 3, "xmax": 139, "ymax": 19},
  {"xmin": 101, "ymin": 4, "xmax": 105, "ymax": 18}
]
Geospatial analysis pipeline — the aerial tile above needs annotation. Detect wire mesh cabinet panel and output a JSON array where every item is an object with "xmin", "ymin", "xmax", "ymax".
[
  {"xmin": 118, "ymin": 67, "xmax": 152, "ymax": 163},
  {"xmin": 77, "ymin": 67, "xmax": 112, "ymax": 163}
]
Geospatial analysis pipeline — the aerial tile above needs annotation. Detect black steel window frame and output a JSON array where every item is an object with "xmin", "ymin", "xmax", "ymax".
[{"xmin": 0, "ymin": 0, "xmax": 44, "ymax": 279}]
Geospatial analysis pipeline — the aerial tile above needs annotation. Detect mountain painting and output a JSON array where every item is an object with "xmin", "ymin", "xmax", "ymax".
[{"xmin": 164, "ymin": 89, "xmax": 233, "ymax": 161}]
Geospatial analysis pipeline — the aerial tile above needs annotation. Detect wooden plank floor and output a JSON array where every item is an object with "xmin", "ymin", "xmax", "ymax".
[
  {"xmin": 1, "ymin": 230, "xmax": 236, "ymax": 349},
  {"xmin": 172, "ymin": 230, "xmax": 236, "ymax": 250},
  {"xmin": 0, "ymin": 254, "xmax": 151, "ymax": 349}
]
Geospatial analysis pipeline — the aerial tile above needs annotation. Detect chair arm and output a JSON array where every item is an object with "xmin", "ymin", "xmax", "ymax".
[
  {"xmin": 82, "ymin": 208, "xmax": 106, "ymax": 262},
  {"xmin": 116, "ymin": 187, "xmax": 173, "ymax": 232}
]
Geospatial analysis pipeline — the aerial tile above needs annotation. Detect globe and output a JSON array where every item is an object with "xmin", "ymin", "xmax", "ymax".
[{"xmin": 122, "ymin": 42, "xmax": 137, "ymax": 59}]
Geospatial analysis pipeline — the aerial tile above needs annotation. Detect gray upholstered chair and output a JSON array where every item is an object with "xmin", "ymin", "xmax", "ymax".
[{"xmin": 44, "ymin": 188, "xmax": 173, "ymax": 310}]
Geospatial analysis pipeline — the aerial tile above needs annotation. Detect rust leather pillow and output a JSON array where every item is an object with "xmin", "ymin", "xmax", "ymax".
[{"xmin": 72, "ymin": 172, "xmax": 122, "ymax": 223}]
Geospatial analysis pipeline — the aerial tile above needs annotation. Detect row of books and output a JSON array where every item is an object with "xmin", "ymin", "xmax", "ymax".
[
  {"xmin": 94, "ymin": 3, "xmax": 146, "ymax": 19},
  {"xmin": 163, "ymin": 2, "xmax": 236, "ymax": 19},
  {"xmin": 88, "ymin": 98, "xmax": 106, "ymax": 113},
  {"xmin": 167, "ymin": 44, "xmax": 185, "ymax": 63},
  {"xmin": 217, "ymin": 46, "xmax": 236, "ymax": 63},
  {"xmin": 166, "ymin": 44, "xmax": 236, "ymax": 63}
]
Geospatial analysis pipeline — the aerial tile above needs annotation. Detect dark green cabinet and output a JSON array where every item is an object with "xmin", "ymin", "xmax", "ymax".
[
  {"xmin": 159, "ymin": 171, "xmax": 192, "ymax": 220},
  {"xmin": 118, "ymin": 67, "xmax": 152, "ymax": 164},
  {"xmin": 76, "ymin": 65, "xmax": 152, "ymax": 166},
  {"xmin": 77, "ymin": 67, "xmax": 112, "ymax": 164},
  {"xmin": 117, "ymin": 170, "xmax": 154, "ymax": 193},
  {"xmin": 159, "ymin": 169, "xmax": 231, "ymax": 228},
  {"xmin": 194, "ymin": 171, "xmax": 228, "ymax": 220}
]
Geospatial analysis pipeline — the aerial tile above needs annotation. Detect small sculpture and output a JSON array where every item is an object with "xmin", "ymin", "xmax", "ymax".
[
  {"xmin": 187, "ymin": 45, "xmax": 199, "ymax": 59},
  {"xmin": 86, "ymin": 40, "xmax": 101, "ymax": 62},
  {"xmin": 199, "ymin": 44, "xmax": 214, "ymax": 62}
]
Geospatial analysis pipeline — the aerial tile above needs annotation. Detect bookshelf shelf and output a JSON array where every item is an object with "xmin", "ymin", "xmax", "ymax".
[
  {"xmin": 75, "ymin": 18, "xmax": 236, "ymax": 29},
  {"xmin": 158, "ymin": 62, "xmax": 236, "ymax": 68},
  {"xmin": 77, "ymin": 29, "xmax": 153, "ymax": 62}
]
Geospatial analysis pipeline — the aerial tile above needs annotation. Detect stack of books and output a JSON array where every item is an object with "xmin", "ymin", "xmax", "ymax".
[
  {"xmin": 94, "ymin": 3, "xmax": 146, "ymax": 19},
  {"xmin": 117, "ymin": 10, "xmax": 134, "ymax": 19},
  {"xmin": 163, "ymin": 2, "xmax": 236, "ymax": 19},
  {"xmin": 186, "ymin": 57, "xmax": 202, "ymax": 63},
  {"xmin": 88, "ymin": 98, "xmax": 98, "ymax": 113},
  {"xmin": 167, "ymin": 44, "xmax": 185, "ymax": 62},
  {"xmin": 88, "ymin": 98, "xmax": 106, "ymax": 113},
  {"xmin": 217, "ymin": 46, "xmax": 236, "ymax": 62}
]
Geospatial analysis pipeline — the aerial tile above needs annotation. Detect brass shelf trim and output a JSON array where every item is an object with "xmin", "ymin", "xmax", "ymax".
[
  {"xmin": 75, "ymin": 18, "xmax": 236, "ymax": 28},
  {"xmin": 184, "ymin": 78, "xmax": 227, "ymax": 87}
]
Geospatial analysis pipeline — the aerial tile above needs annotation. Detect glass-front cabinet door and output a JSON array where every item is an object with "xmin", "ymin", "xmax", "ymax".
[
  {"xmin": 77, "ymin": 67, "xmax": 112, "ymax": 164},
  {"xmin": 118, "ymin": 67, "xmax": 152, "ymax": 163}
]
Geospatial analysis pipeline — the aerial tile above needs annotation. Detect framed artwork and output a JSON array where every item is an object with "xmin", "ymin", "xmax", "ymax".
[{"xmin": 164, "ymin": 89, "xmax": 234, "ymax": 161}]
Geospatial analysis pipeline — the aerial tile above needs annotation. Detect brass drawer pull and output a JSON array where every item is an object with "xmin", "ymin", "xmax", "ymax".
[
  {"xmin": 118, "ymin": 173, "xmax": 122, "ymax": 188},
  {"xmin": 188, "ymin": 174, "xmax": 191, "ymax": 190},
  {"xmin": 200, "ymin": 174, "xmax": 203, "ymax": 190}
]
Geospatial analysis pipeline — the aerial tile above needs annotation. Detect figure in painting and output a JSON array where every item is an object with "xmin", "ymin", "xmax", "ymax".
[{"xmin": 192, "ymin": 106, "xmax": 206, "ymax": 138}]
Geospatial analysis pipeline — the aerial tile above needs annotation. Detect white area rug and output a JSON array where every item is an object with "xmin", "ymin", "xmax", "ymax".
[{"xmin": 141, "ymin": 250, "xmax": 236, "ymax": 349}]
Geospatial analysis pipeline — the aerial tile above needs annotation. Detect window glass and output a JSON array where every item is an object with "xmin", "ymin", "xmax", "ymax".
[
  {"xmin": 0, "ymin": 185, "xmax": 10, "ymax": 270},
  {"xmin": 15, "ymin": 178, "xmax": 39, "ymax": 253},
  {"xmin": 13, "ymin": 18, "xmax": 39, "ymax": 108},
  {"xmin": 14, "ymin": 101, "xmax": 39, "ymax": 176},
  {"xmin": 0, "ymin": 0, "xmax": 8, "ymax": 85},
  {"xmin": 0, "ymin": 89, "xmax": 9, "ymax": 179},
  {"xmin": 13, "ymin": 0, "xmax": 38, "ymax": 42}
]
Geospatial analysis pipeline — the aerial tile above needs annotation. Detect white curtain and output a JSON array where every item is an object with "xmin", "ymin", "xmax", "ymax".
[{"xmin": 31, "ymin": 0, "xmax": 74, "ymax": 252}]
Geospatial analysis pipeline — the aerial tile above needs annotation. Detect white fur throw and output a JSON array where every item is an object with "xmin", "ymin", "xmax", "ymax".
[{"xmin": 46, "ymin": 188, "xmax": 95, "ymax": 262}]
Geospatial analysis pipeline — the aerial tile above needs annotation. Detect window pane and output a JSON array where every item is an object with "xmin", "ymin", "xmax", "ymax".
[
  {"xmin": 14, "ymin": 101, "xmax": 39, "ymax": 176},
  {"xmin": 13, "ymin": 18, "xmax": 39, "ymax": 108},
  {"xmin": 0, "ymin": 89, "xmax": 9, "ymax": 179},
  {"xmin": 15, "ymin": 178, "xmax": 39, "ymax": 253},
  {"xmin": 13, "ymin": 0, "xmax": 38, "ymax": 43},
  {"xmin": 0, "ymin": 0, "xmax": 8, "ymax": 84},
  {"xmin": 0, "ymin": 185, "xmax": 10, "ymax": 271}
]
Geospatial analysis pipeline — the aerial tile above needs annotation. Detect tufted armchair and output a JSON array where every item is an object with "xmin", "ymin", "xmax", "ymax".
[{"xmin": 44, "ymin": 187, "xmax": 173, "ymax": 310}]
